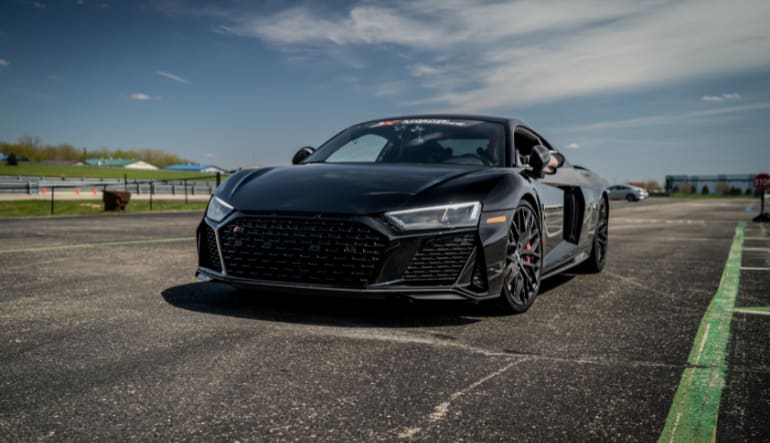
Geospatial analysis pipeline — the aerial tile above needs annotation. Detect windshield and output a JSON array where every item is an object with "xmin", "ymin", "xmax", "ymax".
[{"xmin": 307, "ymin": 118, "xmax": 506, "ymax": 167}]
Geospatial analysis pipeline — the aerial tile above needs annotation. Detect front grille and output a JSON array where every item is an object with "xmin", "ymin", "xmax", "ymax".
[
  {"xmin": 404, "ymin": 233, "xmax": 476, "ymax": 284},
  {"xmin": 201, "ymin": 224, "xmax": 222, "ymax": 272},
  {"xmin": 219, "ymin": 216, "xmax": 387, "ymax": 286}
]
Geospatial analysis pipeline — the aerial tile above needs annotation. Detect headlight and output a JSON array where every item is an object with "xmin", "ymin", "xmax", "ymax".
[
  {"xmin": 385, "ymin": 202, "xmax": 481, "ymax": 231},
  {"xmin": 206, "ymin": 196, "xmax": 234, "ymax": 222}
]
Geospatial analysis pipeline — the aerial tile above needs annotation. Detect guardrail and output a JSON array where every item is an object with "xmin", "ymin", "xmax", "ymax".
[
  {"xmin": 0, "ymin": 175, "xmax": 220, "ymax": 196},
  {"xmin": 0, "ymin": 173, "xmax": 222, "ymax": 215}
]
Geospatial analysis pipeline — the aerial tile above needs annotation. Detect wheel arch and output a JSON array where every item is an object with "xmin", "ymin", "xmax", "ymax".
[
  {"xmin": 602, "ymin": 191, "xmax": 609, "ymax": 215},
  {"xmin": 519, "ymin": 192, "xmax": 541, "ymax": 227}
]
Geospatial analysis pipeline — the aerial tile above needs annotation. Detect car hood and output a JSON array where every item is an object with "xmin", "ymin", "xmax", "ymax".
[{"xmin": 218, "ymin": 163, "xmax": 503, "ymax": 215}]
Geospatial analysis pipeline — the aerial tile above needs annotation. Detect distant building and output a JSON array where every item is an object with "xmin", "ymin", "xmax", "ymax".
[
  {"xmin": 166, "ymin": 164, "xmax": 227, "ymax": 174},
  {"xmin": 665, "ymin": 174, "xmax": 756, "ymax": 194},
  {"xmin": 85, "ymin": 158, "xmax": 158, "ymax": 170}
]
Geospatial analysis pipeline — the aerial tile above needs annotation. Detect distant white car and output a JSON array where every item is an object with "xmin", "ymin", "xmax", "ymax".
[{"xmin": 607, "ymin": 184, "xmax": 648, "ymax": 201}]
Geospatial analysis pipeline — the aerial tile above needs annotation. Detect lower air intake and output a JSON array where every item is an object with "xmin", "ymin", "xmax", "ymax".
[{"xmin": 404, "ymin": 233, "xmax": 476, "ymax": 284}]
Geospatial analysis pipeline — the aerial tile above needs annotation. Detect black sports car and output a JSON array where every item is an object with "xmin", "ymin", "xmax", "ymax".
[{"xmin": 196, "ymin": 115, "xmax": 608, "ymax": 313}]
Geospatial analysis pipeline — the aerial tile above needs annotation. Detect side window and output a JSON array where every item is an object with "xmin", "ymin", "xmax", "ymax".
[{"xmin": 325, "ymin": 134, "xmax": 388, "ymax": 163}]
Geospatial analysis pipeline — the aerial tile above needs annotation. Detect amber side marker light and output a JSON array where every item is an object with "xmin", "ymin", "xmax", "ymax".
[{"xmin": 486, "ymin": 215, "xmax": 507, "ymax": 224}]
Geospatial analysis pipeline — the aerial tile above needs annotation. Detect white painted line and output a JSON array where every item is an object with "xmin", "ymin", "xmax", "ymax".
[
  {"xmin": 742, "ymin": 247, "xmax": 770, "ymax": 252},
  {"xmin": 734, "ymin": 309, "xmax": 770, "ymax": 316},
  {"xmin": 740, "ymin": 266, "xmax": 770, "ymax": 271}
]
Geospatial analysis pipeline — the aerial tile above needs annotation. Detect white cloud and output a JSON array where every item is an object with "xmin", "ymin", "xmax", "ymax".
[
  {"xmin": 156, "ymin": 70, "xmax": 190, "ymax": 84},
  {"xmin": 409, "ymin": 64, "xmax": 440, "ymax": 77},
  {"xmin": 701, "ymin": 93, "xmax": 742, "ymax": 102},
  {"xmin": 129, "ymin": 92, "xmax": 152, "ymax": 101},
  {"xmin": 32, "ymin": 2, "xmax": 45, "ymax": 9},
  {"xmin": 203, "ymin": 0, "xmax": 770, "ymax": 111},
  {"xmin": 374, "ymin": 81, "xmax": 406, "ymax": 97},
  {"xmin": 231, "ymin": 6, "xmax": 445, "ymax": 48},
  {"xmin": 567, "ymin": 143, "xmax": 580, "ymax": 149},
  {"xmin": 564, "ymin": 101, "xmax": 770, "ymax": 131},
  {"xmin": 0, "ymin": 59, "xmax": 9, "ymax": 67}
]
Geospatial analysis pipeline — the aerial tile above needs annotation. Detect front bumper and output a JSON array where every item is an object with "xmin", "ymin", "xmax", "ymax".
[{"xmin": 196, "ymin": 210, "xmax": 512, "ymax": 301}]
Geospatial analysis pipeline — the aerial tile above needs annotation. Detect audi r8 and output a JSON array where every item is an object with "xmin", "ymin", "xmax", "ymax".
[{"xmin": 196, "ymin": 115, "xmax": 609, "ymax": 313}]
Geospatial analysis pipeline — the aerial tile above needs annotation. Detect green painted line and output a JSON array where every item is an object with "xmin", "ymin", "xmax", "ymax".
[
  {"xmin": 659, "ymin": 222, "xmax": 744, "ymax": 443},
  {"xmin": 0, "ymin": 237, "xmax": 195, "ymax": 254}
]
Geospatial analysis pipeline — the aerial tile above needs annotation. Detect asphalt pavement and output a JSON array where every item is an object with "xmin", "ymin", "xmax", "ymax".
[{"xmin": 1, "ymin": 199, "xmax": 768, "ymax": 441}]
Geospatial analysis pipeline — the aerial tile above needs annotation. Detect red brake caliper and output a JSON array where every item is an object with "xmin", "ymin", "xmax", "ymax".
[{"xmin": 524, "ymin": 242, "xmax": 532, "ymax": 264}]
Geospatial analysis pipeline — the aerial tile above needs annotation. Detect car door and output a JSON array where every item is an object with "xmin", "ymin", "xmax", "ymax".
[{"xmin": 515, "ymin": 126, "xmax": 589, "ymax": 272}]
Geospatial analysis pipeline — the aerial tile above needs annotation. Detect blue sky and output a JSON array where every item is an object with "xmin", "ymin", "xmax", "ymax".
[{"xmin": 1, "ymin": 0, "xmax": 769, "ymax": 183}]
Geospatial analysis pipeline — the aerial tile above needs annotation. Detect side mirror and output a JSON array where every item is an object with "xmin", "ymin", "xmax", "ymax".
[
  {"xmin": 551, "ymin": 152, "xmax": 565, "ymax": 168},
  {"xmin": 529, "ymin": 145, "xmax": 552, "ymax": 177},
  {"xmin": 292, "ymin": 146, "xmax": 315, "ymax": 165}
]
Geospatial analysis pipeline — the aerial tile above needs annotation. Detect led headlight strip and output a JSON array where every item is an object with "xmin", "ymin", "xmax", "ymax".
[
  {"xmin": 385, "ymin": 202, "xmax": 481, "ymax": 231},
  {"xmin": 206, "ymin": 196, "xmax": 234, "ymax": 222}
]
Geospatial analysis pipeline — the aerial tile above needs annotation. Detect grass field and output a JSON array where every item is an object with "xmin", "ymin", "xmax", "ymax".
[
  {"xmin": 0, "ymin": 164, "xmax": 220, "ymax": 180},
  {"xmin": 0, "ymin": 200, "xmax": 207, "ymax": 217}
]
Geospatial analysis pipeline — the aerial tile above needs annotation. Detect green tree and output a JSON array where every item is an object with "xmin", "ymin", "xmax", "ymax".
[
  {"xmin": 1, "ymin": 137, "xmax": 192, "ymax": 168},
  {"xmin": 715, "ymin": 181, "xmax": 731, "ymax": 195},
  {"xmin": 646, "ymin": 180, "xmax": 662, "ymax": 192},
  {"xmin": 701, "ymin": 185, "xmax": 709, "ymax": 195},
  {"xmin": 7, "ymin": 152, "xmax": 18, "ymax": 166}
]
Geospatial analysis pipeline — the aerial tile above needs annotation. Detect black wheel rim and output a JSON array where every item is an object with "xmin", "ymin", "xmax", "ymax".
[
  {"xmin": 504, "ymin": 205, "xmax": 542, "ymax": 306},
  {"xmin": 595, "ymin": 200, "xmax": 609, "ymax": 264}
]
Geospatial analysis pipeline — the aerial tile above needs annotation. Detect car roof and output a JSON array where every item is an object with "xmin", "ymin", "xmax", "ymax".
[{"xmin": 355, "ymin": 114, "xmax": 525, "ymax": 127}]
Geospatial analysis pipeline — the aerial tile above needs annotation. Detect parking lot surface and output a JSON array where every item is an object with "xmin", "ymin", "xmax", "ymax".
[{"xmin": 1, "ymin": 199, "xmax": 768, "ymax": 441}]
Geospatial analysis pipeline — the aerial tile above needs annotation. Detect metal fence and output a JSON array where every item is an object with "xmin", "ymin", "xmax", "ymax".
[
  {"xmin": 0, "ymin": 174, "xmax": 220, "ymax": 196},
  {"xmin": 0, "ymin": 173, "xmax": 222, "ymax": 215}
]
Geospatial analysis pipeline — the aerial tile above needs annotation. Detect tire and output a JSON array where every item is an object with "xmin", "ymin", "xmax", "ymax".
[
  {"xmin": 579, "ymin": 197, "xmax": 608, "ymax": 273},
  {"xmin": 495, "ymin": 200, "xmax": 543, "ymax": 313},
  {"xmin": 625, "ymin": 194, "xmax": 637, "ymax": 202}
]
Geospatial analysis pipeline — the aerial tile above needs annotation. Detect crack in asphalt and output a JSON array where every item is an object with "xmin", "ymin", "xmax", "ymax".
[
  {"xmin": 296, "ymin": 324, "xmax": 691, "ymax": 370},
  {"xmin": 395, "ymin": 359, "xmax": 527, "ymax": 440}
]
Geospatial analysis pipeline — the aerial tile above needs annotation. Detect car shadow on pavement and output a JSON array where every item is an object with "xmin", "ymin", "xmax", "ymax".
[{"xmin": 161, "ymin": 275, "xmax": 574, "ymax": 328}]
